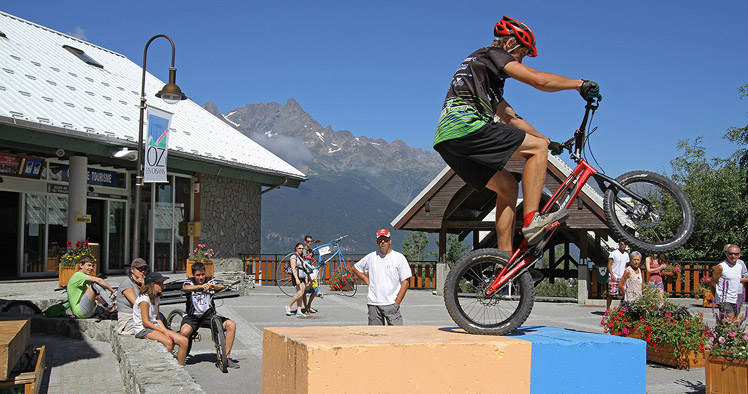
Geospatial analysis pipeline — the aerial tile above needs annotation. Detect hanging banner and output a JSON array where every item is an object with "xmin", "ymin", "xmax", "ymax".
[{"xmin": 144, "ymin": 106, "xmax": 173, "ymax": 183}]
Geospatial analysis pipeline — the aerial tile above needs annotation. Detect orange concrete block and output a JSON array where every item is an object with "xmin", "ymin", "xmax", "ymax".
[{"xmin": 262, "ymin": 325, "xmax": 531, "ymax": 394}]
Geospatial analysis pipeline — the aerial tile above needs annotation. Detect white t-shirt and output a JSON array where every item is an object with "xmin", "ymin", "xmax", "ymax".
[
  {"xmin": 354, "ymin": 250, "xmax": 412, "ymax": 305},
  {"xmin": 183, "ymin": 278, "xmax": 217, "ymax": 317},
  {"xmin": 715, "ymin": 260, "xmax": 748, "ymax": 304},
  {"xmin": 609, "ymin": 249, "xmax": 630, "ymax": 279},
  {"xmin": 132, "ymin": 294, "xmax": 160, "ymax": 334}
]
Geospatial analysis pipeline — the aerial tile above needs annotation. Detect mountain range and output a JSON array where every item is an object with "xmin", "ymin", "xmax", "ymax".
[{"xmin": 202, "ymin": 99, "xmax": 444, "ymax": 253}]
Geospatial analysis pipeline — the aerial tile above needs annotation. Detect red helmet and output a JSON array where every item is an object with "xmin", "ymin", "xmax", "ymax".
[{"xmin": 494, "ymin": 15, "xmax": 537, "ymax": 57}]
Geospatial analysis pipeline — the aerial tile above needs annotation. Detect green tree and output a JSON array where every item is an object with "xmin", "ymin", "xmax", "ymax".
[
  {"xmin": 724, "ymin": 83, "xmax": 748, "ymax": 184},
  {"xmin": 430, "ymin": 234, "xmax": 470, "ymax": 267},
  {"xmin": 667, "ymin": 137, "xmax": 748, "ymax": 260},
  {"xmin": 401, "ymin": 231, "xmax": 429, "ymax": 261}
]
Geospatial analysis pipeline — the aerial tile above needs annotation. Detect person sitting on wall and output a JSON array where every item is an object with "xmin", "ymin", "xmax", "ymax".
[
  {"xmin": 179, "ymin": 262, "xmax": 240, "ymax": 369},
  {"xmin": 115, "ymin": 258, "xmax": 148, "ymax": 334},
  {"xmin": 67, "ymin": 255, "xmax": 116, "ymax": 318}
]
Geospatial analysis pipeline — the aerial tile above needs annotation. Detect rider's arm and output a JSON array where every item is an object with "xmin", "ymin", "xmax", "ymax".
[
  {"xmin": 395, "ymin": 279, "xmax": 409, "ymax": 306},
  {"xmin": 495, "ymin": 101, "xmax": 548, "ymax": 143},
  {"xmin": 503, "ymin": 62, "xmax": 583, "ymax": 93}
]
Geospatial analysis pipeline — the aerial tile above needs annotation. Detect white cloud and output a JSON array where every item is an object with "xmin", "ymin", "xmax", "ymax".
[
  {"xmin": 70, "ymin": 27, "xmax": 87, "ymax": 40},
  {"xmin": 249, "ymin": 131, "xmax": 313, "ymax": 165}
]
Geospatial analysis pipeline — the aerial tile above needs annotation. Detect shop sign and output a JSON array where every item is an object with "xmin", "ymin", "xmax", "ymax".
[
  {"xmin": 56, "ymin": 165, "xmax": 121, "ymax": 188},
  {"xmin": 0, "ymin": 153, "xmax": 44, "ymax": 179},
  {"xmin": 144, "ymin": 106, "xmax": 172, "ymax": 183}
]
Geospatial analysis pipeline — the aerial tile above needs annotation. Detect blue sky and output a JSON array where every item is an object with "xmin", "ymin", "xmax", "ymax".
[{"xmin": 4, "ymin": 1, "xmax": 748, "ymax": 177}]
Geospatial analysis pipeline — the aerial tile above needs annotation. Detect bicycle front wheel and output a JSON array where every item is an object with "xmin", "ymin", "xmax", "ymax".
[
  {"xmin": 444, "ymin": 249, "xmax": 534, "ymax": 335},
  {"xmin": 604, "ymin": 171, "xmax": 694, "ymax": 254},
  {"xmin": 211, "ymin": 317, "xmax": 228, "ymax": 373},
  {"xmin": 275, "ymin": 253, "xmax": 295, "ymax": 297}
]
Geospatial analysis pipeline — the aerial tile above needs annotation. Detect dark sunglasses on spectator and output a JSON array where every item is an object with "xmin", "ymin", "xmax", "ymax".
[
  {"xmin": 296, "ymin": 247, "xmax": 304, "ymax": 250},
  {"xmin": 135, "ymin": 266, "xmax": 148, "ymax": 272},
  {"xmin": 377, "ymin": 237, "xmax": 390, "ymax": 243},
  {"xmin": 727, "ymin": 252, "xmax": 740, "ymax": 256}
]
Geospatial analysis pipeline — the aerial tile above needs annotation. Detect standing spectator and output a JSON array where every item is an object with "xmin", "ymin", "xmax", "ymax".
[
  {"xmin": 133, "ymin": 272, "xmax": 189, "ymax": 365},
  {"xmin": 115, "ymin": 258, "xmax": 148, "ymax": 334},
  {"xmin": 645, "ymin": 253, "xmax": 666, "ymax": 297},
  {"xmin": 711, "ymin": 244, "xmax": 748, "ymax": 318},
  {"xmin": 286, "ymin": 243, "xmax": 311, "ymax": 317},
  {"xmin": 606, "ymin": 240, "xmax": 630, "ymax": 310},
  {"xmin": 352, "ymin": 229, "xmax": 412, "ymax": 325},
  {"xmin": 67, "ymin": 255, "xmax": 116, "ymax": 318},
  {"xmin": 303, "ymin": 234, "xmax": 321, "ymax": 305},
  {"xmin": 619, "ymin": 251, "xmax": 643, "ymax": 302}
]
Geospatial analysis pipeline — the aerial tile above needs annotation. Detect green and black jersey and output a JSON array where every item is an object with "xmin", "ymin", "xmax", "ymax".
[{"xmin": 434, "ymin": 47, "xmax": 517, "ymax": 146}]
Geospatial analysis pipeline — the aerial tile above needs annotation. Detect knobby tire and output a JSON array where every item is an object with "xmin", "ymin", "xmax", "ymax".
[
  {"xmin": 167, "ymin": 309, "xmax": 194, "ymax": 355},
  {"xmin": 211, "ymin": 317, "xmax": 228, "ymax": 373},
  {"xmin": 444, "ymin": 249, "xmax": 534, "ymax": 335},
  {"xmin": 276, "ymin": 253, "xmax": 295, "ymax": 297},
  {"xmin": 1, "ymin": 300, "xmax": 43, "ymax": 315},
  {"xmin": 603, "ymin": 171, "xmax": 694, "ymax": 254}
]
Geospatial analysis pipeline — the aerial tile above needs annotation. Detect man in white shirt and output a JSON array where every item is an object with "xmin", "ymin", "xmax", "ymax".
[
  {"xmin": 607, "ymin": 240, "xmax": 630, "ymax": 310},
  {"xmin": 352, "ymin": 229, "xmax": 412, "ymax": 325},
  {"xmin": 711, "ymin": 244, "xmax": 748, "ymax": 317}
]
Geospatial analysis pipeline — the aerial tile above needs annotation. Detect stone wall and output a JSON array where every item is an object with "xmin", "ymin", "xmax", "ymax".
[{"xmin": 200, "ymin": 174, "xmax": 261, "ymax": 272}]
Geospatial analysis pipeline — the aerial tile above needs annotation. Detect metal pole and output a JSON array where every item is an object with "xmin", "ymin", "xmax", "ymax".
[{"xmin": 132, "ymin": 34, "xmax": 177, "ymax": 260}]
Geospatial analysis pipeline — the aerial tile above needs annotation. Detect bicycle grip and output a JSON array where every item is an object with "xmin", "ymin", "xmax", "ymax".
[{"xmin": 548, "ymin": 141, "xmax": 564, "ymax": 155}]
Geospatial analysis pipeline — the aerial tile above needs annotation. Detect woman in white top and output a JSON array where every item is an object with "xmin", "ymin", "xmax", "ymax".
[{"xmin": 619, "ymin": 251, "xmax": 644, "ymax": 302}]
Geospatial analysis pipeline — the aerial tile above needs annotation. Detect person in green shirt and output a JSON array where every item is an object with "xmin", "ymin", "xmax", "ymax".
[{"xmin": 67, "ymin": 255, "xmax": 116, "ymax": 318}]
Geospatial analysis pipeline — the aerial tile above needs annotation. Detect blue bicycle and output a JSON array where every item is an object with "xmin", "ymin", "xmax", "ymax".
[{"xmin": 276, "ymin": 235, "xmax": 357, "ymax": 297}]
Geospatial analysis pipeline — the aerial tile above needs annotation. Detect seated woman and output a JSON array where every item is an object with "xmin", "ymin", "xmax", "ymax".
[
  {"xmin": 133, "ymin": 272, "xmax": 189, "ymax": 365},
  {"xmin": 66, "ymin": 255, "xmax": 116, "ymax": 318},
  {"xmin": 115, "ymin": 258, "xmax": 148, "ymax": 334}
]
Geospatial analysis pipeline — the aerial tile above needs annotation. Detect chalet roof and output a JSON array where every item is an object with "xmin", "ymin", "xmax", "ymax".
[{"xmin": 0, "ymin": 11, "xmax": 305, "ymax": 185}]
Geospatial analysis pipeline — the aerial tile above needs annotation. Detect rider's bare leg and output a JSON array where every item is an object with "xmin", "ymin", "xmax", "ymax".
[
  {"xmin": 485, "ymin": 170, "xmax": 518, "ymax": 252},
  {"xmin": 510, "ymin": 133, "xmax": 549, "ymax": 218},
  {"xmin": 223, "ymin": 319, "xmax": 236, "ymax": 358}
]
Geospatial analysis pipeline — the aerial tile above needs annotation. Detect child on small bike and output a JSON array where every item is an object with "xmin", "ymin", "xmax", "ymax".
[
  {"xmin": 133, "ymin": 272, "xmax": 189, "ymax": 365},
  {"xmin": 180, "ymin": 262, "xmax": 240, "ymax": 369}
]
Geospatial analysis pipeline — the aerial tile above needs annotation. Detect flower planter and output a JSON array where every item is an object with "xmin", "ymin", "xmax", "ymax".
[
  {"xmin": 705, "ymin": 350, "xmax": 748, "ymax": 394},
  {"xmin": 186, "ymin": 260, "xmax": 214, "ymax": 278},
  {"xmin": 623, "ymin": 329, "xmax": 705, "ymax": 370},
  {"xmin": 58, "ymin": 263, "xmax": 97, "ymax": 287}
]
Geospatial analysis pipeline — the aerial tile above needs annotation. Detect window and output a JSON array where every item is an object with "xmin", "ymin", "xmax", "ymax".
[{"xmin": 62, "ymin": 45, "xmax": 103, "ymax": 68}]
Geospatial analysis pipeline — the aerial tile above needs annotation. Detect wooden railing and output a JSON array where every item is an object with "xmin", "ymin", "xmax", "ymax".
[
  {"xmin": 590, "ymin": 261, "xmax": 720, "ymax": 299},
  {"xmin": 239, "ymin": 254, "xmax": 437, "ymax": 290}
]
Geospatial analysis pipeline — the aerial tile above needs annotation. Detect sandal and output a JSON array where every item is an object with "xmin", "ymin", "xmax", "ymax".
[{"xmin": 307, "ymin": 308, "xmax": 318, "ymax": 314}]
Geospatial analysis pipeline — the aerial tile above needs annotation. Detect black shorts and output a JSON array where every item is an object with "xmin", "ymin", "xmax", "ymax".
[
  {"xmin": 434, "ymin": 121, "xmax": 525, "ymax": 190},
  {"xmin": 181, "ymin": 311, "xmax": 227, "ymax": 333}
]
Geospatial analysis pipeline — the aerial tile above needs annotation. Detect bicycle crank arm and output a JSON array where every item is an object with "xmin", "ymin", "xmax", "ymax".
[{"xmin": 485, "ymin": 254, "xmax": 541, "ymax": 296}]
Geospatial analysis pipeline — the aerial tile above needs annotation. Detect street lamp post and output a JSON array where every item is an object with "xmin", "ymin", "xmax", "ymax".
[{"xmin": 132, "ymin": 34, "xmax": 187, "ymax": 260}]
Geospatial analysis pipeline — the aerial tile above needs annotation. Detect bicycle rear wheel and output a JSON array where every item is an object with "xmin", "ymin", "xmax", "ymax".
[
  {"xmin": 444, "ymin": 249, "xmax": 534, "ymax": 335},
  {"xmin": 1, "ymin": 300, "xmax": 43, "ymax": 315},
  {"xmin": 604, "ymin": 171, "xmax": 694, "ymax": 254},
  {"xmin": 275, "ymin": 253, "xmax": 295, "ymax": 297},
  {"xmin": 211, "ymin": 316, "xmax": 228, "ymax": 373}
]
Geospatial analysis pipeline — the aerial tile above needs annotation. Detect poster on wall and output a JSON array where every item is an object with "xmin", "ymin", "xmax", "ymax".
[
  {"xmin": 0, "ymin": 152, "xmax": 45, "ymax": 179},
  {"xmin": 144, "ymin": 106, "xmax": 173, "ymax": 183}
]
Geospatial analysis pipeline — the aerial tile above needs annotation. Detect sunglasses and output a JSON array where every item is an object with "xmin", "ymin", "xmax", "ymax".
[
  {"xmin": 296, "ymin": 247, "xmax": 304, "ymax": 250},
  {"xmin": 727, "ymin": 252, "xmax": 741, "ymax": 256},
  {"xmin": 377, "ymin": 237, "xmax": 390, "ymax": 243},
  {"xmin": 135, "ymin": 266, "xmax": 148, "ymax": 272}
]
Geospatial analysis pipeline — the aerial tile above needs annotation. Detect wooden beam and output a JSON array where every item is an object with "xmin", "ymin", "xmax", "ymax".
[{"xmin": 442, "ymin": 221, "xmax": 496, "ymax": 230}]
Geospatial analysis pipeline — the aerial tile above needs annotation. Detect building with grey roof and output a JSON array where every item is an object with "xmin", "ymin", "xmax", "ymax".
[{"xmin": 0, "ymin": 11, "xmax": 306, "ymax": 278}]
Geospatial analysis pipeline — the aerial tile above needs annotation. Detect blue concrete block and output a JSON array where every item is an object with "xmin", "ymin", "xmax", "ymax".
[{"xmin": 509, "ymin": 326, "xmax": 645, "ymax": 394}]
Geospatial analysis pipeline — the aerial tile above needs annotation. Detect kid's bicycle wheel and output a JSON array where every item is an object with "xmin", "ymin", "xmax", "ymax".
[
  {"xmin": 444, "ymin": 249, "xmax": 534, "ymax": 336},
  {"xmin": 604, "ymin": 171, "xmax": 694, "ymax": 254},
  {"xmin": 167, "ymin": 309, "xmax": 193, "ymax": 355},
  {"xmin": 1, "ymin": 300, "xmax": 43, "ymax": 315},
  {"xmin": 211, "ymin": 316, "xmax": 228, "ymax": 373},
  {"xmin": 275, "ymin": 253, "xmax": 295, "ymax": 297}
]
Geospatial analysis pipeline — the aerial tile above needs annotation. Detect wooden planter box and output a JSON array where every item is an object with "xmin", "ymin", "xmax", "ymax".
[
  {"xmin": 45, "ymin": 257, "xmax": 59, "ymax": 272},
  {"xmin": 186, "ymin": 260, "xmax": 214, "ymax": 278},
  {"xmin": 705, "ymin": 350, "xmax": 748, "ymax": 394},
  {"xmin": 0, "ymin": 320, "xmax": 30, "ymax": 381},
  {"xmin": 623, "ymin": 329, "xmax": 705, "ymax": 370},
  {"xmin": 0, "ymin": 345, "xmax": 45, "ymax": 394}
]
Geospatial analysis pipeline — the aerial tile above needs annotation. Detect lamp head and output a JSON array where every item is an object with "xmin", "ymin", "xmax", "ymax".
[{"xmin": 156, "ymin": 67, "xmax": 187, "ymax": 104}]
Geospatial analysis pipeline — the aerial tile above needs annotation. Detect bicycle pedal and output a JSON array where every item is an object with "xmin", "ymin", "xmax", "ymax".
[{"xmin": 544, "ymin": 221, "xmax": 561, "ymax": 231}]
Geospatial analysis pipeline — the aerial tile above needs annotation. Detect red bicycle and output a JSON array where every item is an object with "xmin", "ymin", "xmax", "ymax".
[{"xmin": 444, "ymin": 97, "xmax": 694, "ymax": 335}]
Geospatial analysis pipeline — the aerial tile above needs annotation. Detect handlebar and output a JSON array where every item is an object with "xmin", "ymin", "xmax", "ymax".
[{"xmin": 550, "ymin": 97, "xmax": 601, "ymax": 161}]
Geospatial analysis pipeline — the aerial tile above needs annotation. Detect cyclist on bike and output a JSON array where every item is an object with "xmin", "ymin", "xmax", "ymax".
[
  {"xmin": 180, "ymin": 262, "xmax": 240, "ymax": 369},
  {"xmin": 434, "ymin": 15, "xmax": 601, "ymax": 254}
]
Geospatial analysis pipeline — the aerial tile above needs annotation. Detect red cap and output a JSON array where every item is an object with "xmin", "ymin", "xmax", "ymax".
[{"xmin": 376, "ymin": 229, "xmax": 391, "ymax": 238}]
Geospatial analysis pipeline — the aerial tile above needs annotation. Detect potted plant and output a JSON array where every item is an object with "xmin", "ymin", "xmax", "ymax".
[
  {"xmin": 705, "ymin": 312, "xmax": 748, "ymax": 393},
  {"xmin": 46, "ymin": 242, "xmax": 66, "ymax": 272},
  {"xmin": 187, "ymin": 243, "xmax": 215, "ymax": 277},
  {"xmin": 602, "ymin": 285, "xmax": 708, "ymax": 369},
  {"xmin": 659, "ymin": 263, "xmax": 681, "ymax": 277},
  {"xmin": 58, "ymin": 240, "xmax": 95, "ymax": 287},
  {"xmin": 699, "ymin": 276, "xmax": 713, "ymax": 307},
  {"xmin": 329, "ymin": 265, "xmax": 356, "ymax": 291}
]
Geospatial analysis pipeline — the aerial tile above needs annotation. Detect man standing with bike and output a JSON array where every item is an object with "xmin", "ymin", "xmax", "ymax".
[
  {"xmin": 433, "ymin": 15, "xmax": 601, "ymax": 254},
  {"xmin": 180, "ymin": 262, "xmax": 240, "ymax": 369},
  {"xmin": 352, "ymin": 229, "xmax": 412, "ymax": 325}
]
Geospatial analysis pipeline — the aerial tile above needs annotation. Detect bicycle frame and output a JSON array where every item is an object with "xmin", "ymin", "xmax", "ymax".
[
  {"xmin": 310, "ymin": 235, "xmax": 348, "ymax": 271},
  {"xmin": 482, "ymin": 98, "xmax": 651, "ymax": 296}
]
